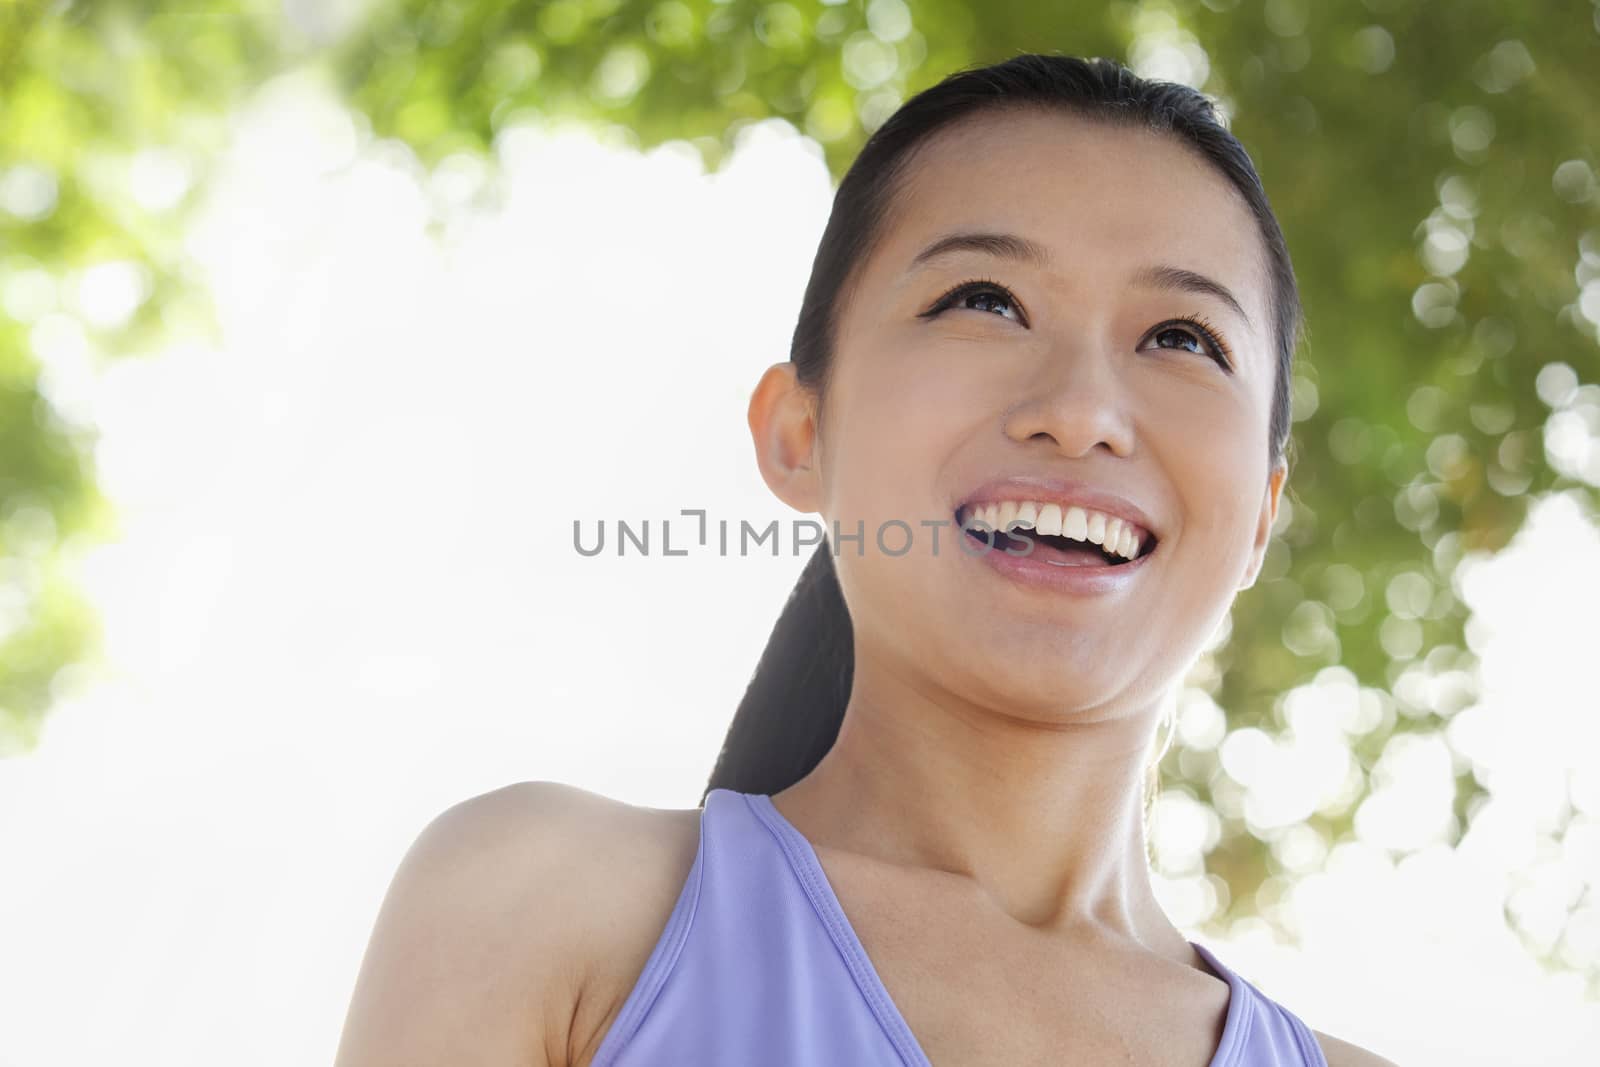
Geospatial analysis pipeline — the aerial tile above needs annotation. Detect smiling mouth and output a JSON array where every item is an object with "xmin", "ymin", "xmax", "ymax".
[{"xmin": 954, "ymin": 508, "xmax": 1159, "ymax": 566}]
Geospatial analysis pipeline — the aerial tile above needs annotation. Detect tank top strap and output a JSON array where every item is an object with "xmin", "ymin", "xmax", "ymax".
[
  {"xmin": 590, "ymin": 787, "xmax": 925, "ymax": 1067},
  {"xmin": 1191, "ymin": 940, "xmax": 1330, "ymax": 1066}
]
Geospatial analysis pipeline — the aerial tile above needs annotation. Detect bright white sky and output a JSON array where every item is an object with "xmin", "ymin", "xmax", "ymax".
[{"xmin": 0, "ymin": 67, "xmax": 1597, "ymax": 1066}]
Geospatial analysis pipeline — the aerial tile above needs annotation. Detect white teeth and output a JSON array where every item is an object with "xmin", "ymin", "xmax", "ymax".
[
  {"xmin": 1063, "ymin": 506, "xmax": 1089, "ymax": 541},
  {"xmin": 959, "ymin": 499, "xmax": 1150, "ymax": 560},
  {"xmin": 1106, "ymin": 520, "xmax": 1138, "ymax": 559},
  {"xmin": 1086, "ymin": 510, "xmax": 1106, "ymax": 546}
]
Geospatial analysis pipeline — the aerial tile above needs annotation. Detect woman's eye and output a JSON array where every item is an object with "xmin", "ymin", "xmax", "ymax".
[
  {"xmin": 1151, "ymin": 325, "xmax": 1207, "ymax": 356},
  {"xmin": 1147, "ymin": 317, "xmax": 1233, "ymax": 372},
  {"xmin": 924, "ymin": 280, "xmax": 1025, "ymax": 324}
]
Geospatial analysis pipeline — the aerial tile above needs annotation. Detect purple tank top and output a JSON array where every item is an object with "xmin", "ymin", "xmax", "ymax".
[{"xmin": 590, "ymin": 788, "xmax": 1329, "ymax": 1066}]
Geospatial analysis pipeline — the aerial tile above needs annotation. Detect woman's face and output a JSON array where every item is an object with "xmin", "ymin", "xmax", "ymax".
[{"xmin": 757, "ymin": 108, "xmax": 1286, "ymax": 722}]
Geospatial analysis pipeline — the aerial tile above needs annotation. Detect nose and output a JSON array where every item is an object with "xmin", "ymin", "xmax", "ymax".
[{"xmin": 1001, "ymin": 343, "xmax": 1136, "ymax": 459}]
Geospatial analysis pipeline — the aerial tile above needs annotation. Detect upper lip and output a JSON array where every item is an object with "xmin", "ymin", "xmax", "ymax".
[{"xmin": 954, "ymin": 476, "xmax": 1161, "ymax": 543}]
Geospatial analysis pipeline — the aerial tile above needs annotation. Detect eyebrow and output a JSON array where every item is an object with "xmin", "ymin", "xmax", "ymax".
[
  {"xmin": 906, "ymin": 230, "xmax": 1255, "ymax": 334},
  {"xmin": 909, "ymin": 231, "xmax": 1055, "ymax": 271}
]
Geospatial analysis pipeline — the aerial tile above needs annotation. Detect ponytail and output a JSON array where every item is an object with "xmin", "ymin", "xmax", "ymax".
[{"xmin": 699, "ymin": 539, "xmax": 852, "ymax": 805}]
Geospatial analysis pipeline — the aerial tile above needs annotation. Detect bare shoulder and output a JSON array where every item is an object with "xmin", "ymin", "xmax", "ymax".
[
  {"xmin": 1313, "ymin": 1029, "xmax": 1403, "ymax": 1067},
  {"xmin": 335, "ymin": 781, "xmax": 703, "ymax": 1067}
]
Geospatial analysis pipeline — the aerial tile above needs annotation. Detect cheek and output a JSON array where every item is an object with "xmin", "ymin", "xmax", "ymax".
[
  {"xmin": 855, "ymin": 329, "xmax": 997, "ymax": 414},
  {"xmin": 825, "ymin": 344, "xmax": 981, "ymax": 508},
  {"xmin": 1170, "ymin": 408, "xmax": 1270, "ymax": 556}
]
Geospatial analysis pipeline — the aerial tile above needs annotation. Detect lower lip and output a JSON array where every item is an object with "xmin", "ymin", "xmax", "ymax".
[{"xmin": 958, "ymin": 528, "xmax": 1157, "ymax": 594}]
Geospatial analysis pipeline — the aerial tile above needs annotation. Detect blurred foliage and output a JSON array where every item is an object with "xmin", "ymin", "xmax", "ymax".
[
  {"xmin": 4, "ymin": 0, "xmax": 1598, "ymax": 985},
  {"xmin": 1, "ymin": 0, "xmax": 289, "ymax": 751}
]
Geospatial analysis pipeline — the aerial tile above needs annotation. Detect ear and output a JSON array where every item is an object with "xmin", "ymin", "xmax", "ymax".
[
  {"xmin": 748, "ymin": 362, "xmax": 823, "ymax": 513},
  {"xmin": 1238, "ymin": 459, "xmax": 1288, "ymax": 591}
]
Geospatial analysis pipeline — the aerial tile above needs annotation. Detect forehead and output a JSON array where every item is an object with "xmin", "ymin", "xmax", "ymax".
[{"xmin": 868, "ymin": 108, "xmax": 1271, "ymax": 336}]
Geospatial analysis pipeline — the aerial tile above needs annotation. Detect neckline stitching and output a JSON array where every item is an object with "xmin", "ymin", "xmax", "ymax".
[
  {"xmin": 743, "ymin": 792, "xmax": 935, "ymax": 1067},
  {"xmin": 1281, "ymin": 1002, "xmax": 1328, "ymax": 1066}
]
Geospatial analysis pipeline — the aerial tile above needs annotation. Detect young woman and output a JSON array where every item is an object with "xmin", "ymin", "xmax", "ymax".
[{"xmin": 336, "ymin": 54, "xmax": 1399, "ymax": 1067}]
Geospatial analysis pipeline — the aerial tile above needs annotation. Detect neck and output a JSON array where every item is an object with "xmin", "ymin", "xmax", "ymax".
[{"xmin": 769, "ymin": 649, "xmax": 1190, "ymax": 964}]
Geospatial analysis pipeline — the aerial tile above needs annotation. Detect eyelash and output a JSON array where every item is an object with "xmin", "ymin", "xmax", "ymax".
[
  {"xmin": 920, "ymin": 278, "xmax": 1235, "ymax": 371},
  {"xmin": 1165, "ymin": 312, "xmax": 1234, "ymax": 371}
]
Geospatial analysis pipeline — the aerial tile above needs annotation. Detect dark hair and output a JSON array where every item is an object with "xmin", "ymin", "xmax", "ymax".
[{"xmin": 700, "ymin": 53, "xmax": 1303, "ymax": 811}]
